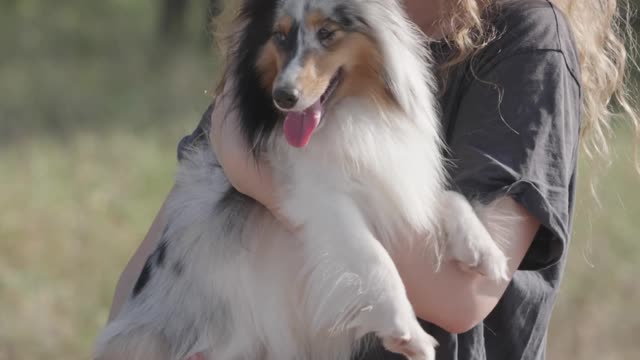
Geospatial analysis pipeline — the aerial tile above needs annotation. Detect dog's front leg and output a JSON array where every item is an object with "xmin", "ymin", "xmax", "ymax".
[
  {"xmin": 281, "ymin": 191, "xmax": 436, "ymax": 360},
  {"xmin": 439, "ymin": 191, "xmax": 509, "ymax": 281}
]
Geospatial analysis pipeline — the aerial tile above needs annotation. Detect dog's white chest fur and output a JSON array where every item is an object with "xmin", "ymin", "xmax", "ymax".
[{"xmin": 275, "ymin": 98, "xmax": 443, "ymax": 248}]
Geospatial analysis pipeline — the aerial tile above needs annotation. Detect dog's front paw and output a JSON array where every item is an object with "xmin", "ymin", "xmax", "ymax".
[
  {"xmin": 380, "ymin": 323, "xmax": 437, "ymax": 360},
  {"xmin": 354, "ymin": 289, "xmax": 437, "ymax": 360},
  {"xmin": 441, "ymin": 191, "xmax": 510, "ymax": 282},
  {"xmin": 454, "ymin": 239, "xmax": 509, "ymax": 282},
  {"xmin": 446, "ymin": 221, "xmax": 509, "ymax": 281}
]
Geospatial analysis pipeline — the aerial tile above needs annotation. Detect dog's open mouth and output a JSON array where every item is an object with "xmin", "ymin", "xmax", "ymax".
[{"xmin": 283, "ymin": 69, "xmax": 343, "ymax": 148}]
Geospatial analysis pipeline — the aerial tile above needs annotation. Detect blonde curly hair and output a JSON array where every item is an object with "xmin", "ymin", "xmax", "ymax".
[{"xmin": 438, "ymin": 0, "xmax": 639, "ymax": 167}]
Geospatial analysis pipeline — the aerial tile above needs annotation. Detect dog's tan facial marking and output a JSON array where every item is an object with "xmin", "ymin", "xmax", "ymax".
[
  {"xmin": 334, "ymin": 33, "xmax": 397, "ymax": 108},
  {"xmin": 256, "ymin": 41, "xmax": 281, "ymax": 91},
  {"xmin": 307, "ymin": 11, "xmax": 344, "ymax": 49},
  {"xmin": 256, "ymin": 14, "xmax": 295, "ymax": 92},
  {"xmin": 275, "ymin": 15, "xmax": 293, "ymax": 35},
  {"xmin": 282, "ymin": 13, "xmax": 347, "ymax": 102},
  {"xmin": 256, "ymin": 8, "xmax": 395, "ymax": 111},
  {"xmin": 296, "ymin": 52, "xmax": 335, "ymax": 102},
  {"xmin": 302, "ymin": 11, "xmax": 395, "ymax": 108},
  {"xmin": 306, "ymin": 10, "xmax": 326, "ymax": 29}
]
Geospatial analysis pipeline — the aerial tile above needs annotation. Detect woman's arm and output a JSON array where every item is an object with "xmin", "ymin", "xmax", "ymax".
[
  {"xmin": 395, "ymin": 196, "xmax": 540, "ymax": 333},
  {"xmin": 107, "ymin": 188, "xmax": 173, "ymax": 321}
]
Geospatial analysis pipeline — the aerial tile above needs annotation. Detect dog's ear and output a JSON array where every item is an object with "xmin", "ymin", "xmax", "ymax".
[
  {"xmin": 364, "ymin": 0, "xmax": 434, "ymax": 118},
  {"xmin": 229, "ymin": 0, "xmax": 281, "ymax": 157},
  {"xmin": 237, "ymin": 0, "xmax": 274, "ymax": 19}
]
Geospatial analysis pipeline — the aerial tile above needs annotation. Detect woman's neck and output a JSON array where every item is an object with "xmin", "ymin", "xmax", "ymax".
[{"xmin": 404, "ymin": 0, "xmax": 448, "ymax": 38}]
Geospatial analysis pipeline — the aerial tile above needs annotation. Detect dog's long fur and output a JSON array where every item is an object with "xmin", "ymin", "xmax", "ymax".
[{"xmin": 94, "ymin": 1, "xmax": 508, "ymax": 359}]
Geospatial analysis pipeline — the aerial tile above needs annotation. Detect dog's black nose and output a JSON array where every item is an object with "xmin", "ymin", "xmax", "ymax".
[{"xmin": 273, "ymin": 87, "xmax": 300, "ymax": 109}]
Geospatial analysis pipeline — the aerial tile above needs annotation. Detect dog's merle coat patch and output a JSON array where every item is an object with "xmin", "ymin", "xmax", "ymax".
[
  {"xmin": 131, "ymin": 228, "xmax": 171, "ymax": 298},
  {"xmin": 215, "ymin": 188, "xmax": 256, "ymax": 239},
  {"xmin": 132, "ymin": 259, "xmax": 152, "ymax": 297},
  {"xmin": 155, "ymin": 240, "xmax": 168, "ymax": 267},
  {"xmin": 171, "ymin": 261, "xmax": 184, "ymax": 276}
]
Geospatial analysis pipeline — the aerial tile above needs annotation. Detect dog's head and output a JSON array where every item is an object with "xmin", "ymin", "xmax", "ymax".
[
  {"xmin": 228, "ymin": 0, "xmax": 430, "ymax": 152},
  {"xmin": 255, "ymin": 0, "xmax": 394, "ymax": 148}
]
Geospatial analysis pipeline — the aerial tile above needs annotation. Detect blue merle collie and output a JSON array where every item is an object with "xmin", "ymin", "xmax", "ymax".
[{"xmin": 94, "ymin": 0, "xmax": 508, "ymax": 359}]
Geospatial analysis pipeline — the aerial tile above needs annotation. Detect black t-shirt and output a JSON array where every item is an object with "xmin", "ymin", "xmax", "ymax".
[{"xmin": 177, "ymin": 1, "xmax": 582, "ymax": 359}]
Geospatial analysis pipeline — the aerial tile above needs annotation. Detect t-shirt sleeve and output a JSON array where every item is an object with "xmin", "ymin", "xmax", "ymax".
[
  {"xmin": 177, "ymin": 102, "xmax": 215, "ymax": 162},
  {"xmin": 446, "ymin": 51, "xmax": 581, "ymax": 270}
]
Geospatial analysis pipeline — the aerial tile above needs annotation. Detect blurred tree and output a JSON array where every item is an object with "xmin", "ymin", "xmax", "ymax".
[{"xmin": 159, "ymin": 0, "xmax": 223, "ymax": 43}]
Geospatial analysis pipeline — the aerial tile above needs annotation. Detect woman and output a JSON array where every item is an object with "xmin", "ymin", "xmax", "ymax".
[{"xmin": 108, "ymin": 0, "xmax": 638, "ymax": 359}]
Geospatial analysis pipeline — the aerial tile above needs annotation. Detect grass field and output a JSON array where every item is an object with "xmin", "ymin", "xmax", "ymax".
[{"xmin": 1, "ymin": 1, "xmax": 639, "ymax": 359}]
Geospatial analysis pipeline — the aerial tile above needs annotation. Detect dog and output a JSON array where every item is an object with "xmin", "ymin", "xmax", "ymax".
[{"xmin": 94, "ymin": 0, "xmax": 508, "ymax": 359}]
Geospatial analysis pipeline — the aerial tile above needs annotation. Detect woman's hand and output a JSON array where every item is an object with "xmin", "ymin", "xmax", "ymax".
[
  {"xmin": 209, "ymin": 80, "xmax": 296, "ymax": 230},
  {"xmin": 209, "ymin": 81, "xmax": 277, "ymax": 209}
]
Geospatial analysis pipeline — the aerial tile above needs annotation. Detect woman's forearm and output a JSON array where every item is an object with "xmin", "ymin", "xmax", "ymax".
[
  {"xmin": 395, "ymin": 196, "xmax": 540, "ymax": 333},
  {"xmin": 257, "ymin": 193, "xmax": 538, "ymax": 333},
  {"xmin": 107, "ymin": 188, "xmax": 173, "ymax": 321}
]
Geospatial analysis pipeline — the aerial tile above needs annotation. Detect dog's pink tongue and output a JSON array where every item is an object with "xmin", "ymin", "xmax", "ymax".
[{"xmin": 283, "ymin": 101, "xmax": 321, "ymax": 148}]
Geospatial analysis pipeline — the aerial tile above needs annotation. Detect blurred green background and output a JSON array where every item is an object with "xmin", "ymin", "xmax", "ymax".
[{"xmin": 0, "ymin": 1, "xmax": 638, "ymax": 359}]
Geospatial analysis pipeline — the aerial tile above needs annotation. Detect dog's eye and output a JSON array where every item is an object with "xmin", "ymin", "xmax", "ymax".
[
  {"xmin": 317, "ymin": 28, "xmax": 336, "ymax": 46},
  {"xmin": 272, "ymin": 31, "xmax": 287, "ymax": 45}
]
